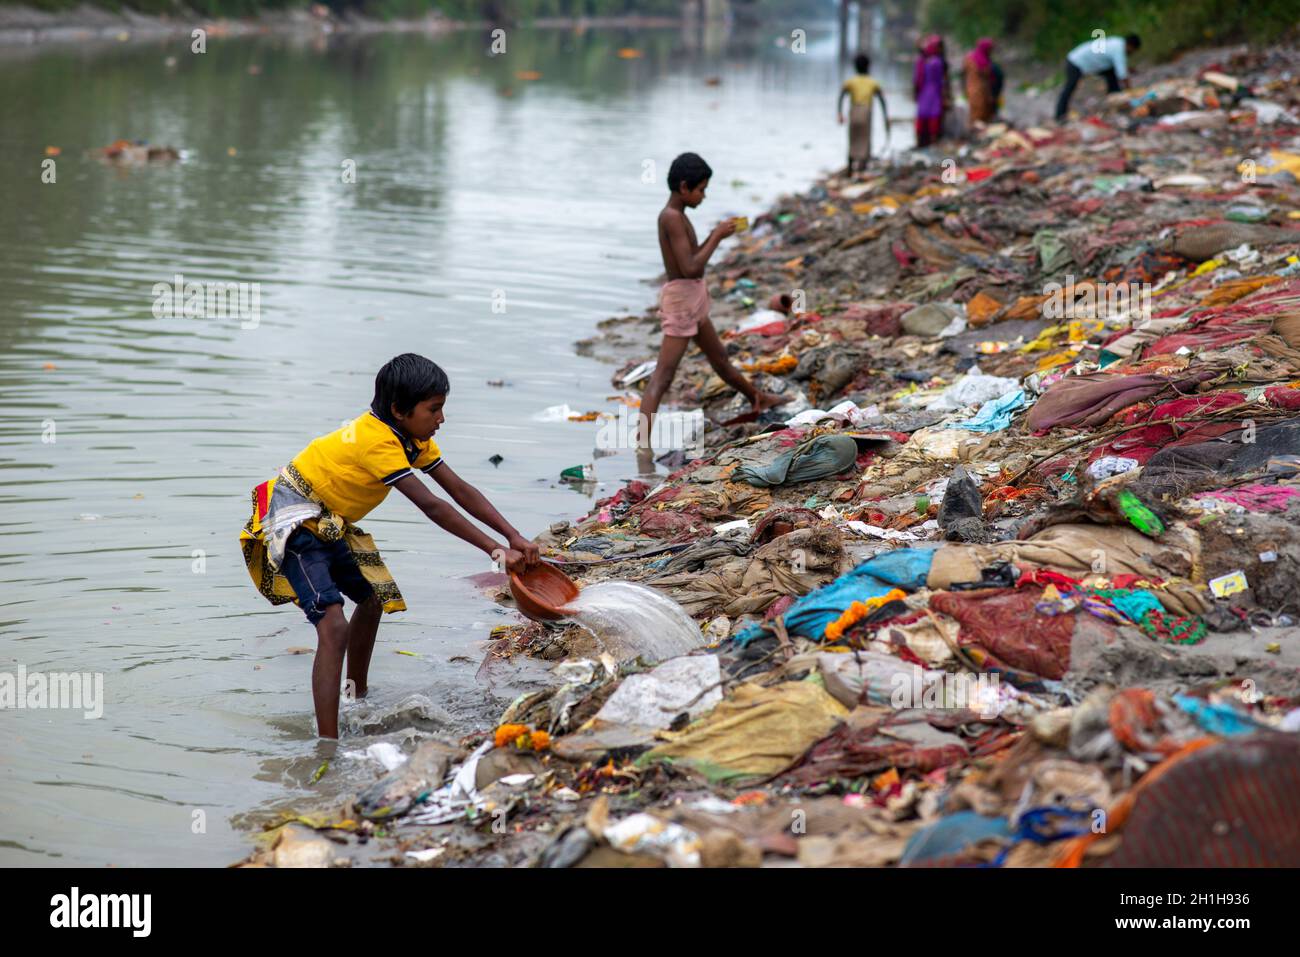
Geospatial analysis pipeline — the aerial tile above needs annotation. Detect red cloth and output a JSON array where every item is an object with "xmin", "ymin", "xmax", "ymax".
[
  {"xmin": 840, "ymin": 302, "xmax": 912, "ymax": 338},
  {"xmin": 1018, "ymin": 568, "xmax": 1082, "ymax": 590},
  {"xmin": 1117, "ymin": 391, "xmax": 1245, "ymax": 426},
  {"xmin": 1107, "ymin": 736, "xmax": 1300, "ymax": 867},
  {"xmin": 1265, "ymin": 386, "xmax": 1300, "ymax": 411},
  {"xmin": 1146, "ymin": 321, "xmax": 1261, "ymax": 356},
  {"xmin": 594, "ymin": 480, "xmax": 650, "ymax": 511},
  {"xmin": 1110, "ymin": 573, "xmax": 1161, "ymax": 589},
  {"xmin": 1087, "ymin": 420, "xmax": 1241, "ymax": 466},
  {"xmin": 891, "ymin": 241, "xmax": 918, "ymax": 268},
  {"xmin": 636, "ymin": 509, "xmax": 712, "ymax": 540},
  {"xmin": 781, "ymin": 711, "xmax": 968, "ymax": 788},
  {"xmin": 1026, "ymin": 372, "xmax": 1170, "ymax": 432},
  {"xmin": 930, "ymin": 587, "xmax": 1074, "ymax": 680}
]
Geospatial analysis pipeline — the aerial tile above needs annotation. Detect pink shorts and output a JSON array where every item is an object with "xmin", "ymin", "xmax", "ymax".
[{"xmin": 659, "ymin": 278, "xmax": 709, "ymax": 338}]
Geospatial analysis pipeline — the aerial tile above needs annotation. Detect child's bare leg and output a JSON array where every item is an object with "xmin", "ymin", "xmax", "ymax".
[
  {"xmin": 312, "ymin": 604, "xmax": 349, "ymax": 739},
  {"xmin": 637, "ymin": 334, "xmax": 692, "ymax": 452},
  {"xmin": 694, "ymin": 318, "xmax": 787, "ymax": 411},
  {"xmin": 345, "ymin": 594, "xmax": 382, "ymax": 698}
]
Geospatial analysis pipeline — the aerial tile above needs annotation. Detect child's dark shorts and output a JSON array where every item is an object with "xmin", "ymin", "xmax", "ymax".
[{"xmin": 281, "ymin": 526, "xmax": 375, "ymax": 624}]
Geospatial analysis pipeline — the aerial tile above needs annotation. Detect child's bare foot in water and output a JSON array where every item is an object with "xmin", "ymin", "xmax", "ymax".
[
  {"xmin": 750, "ymin": 391, "xmax": 789, "ymax": 414},
  {"xmin": 635, "ymin": 447, "xmax": 657, "ymax": 476}
]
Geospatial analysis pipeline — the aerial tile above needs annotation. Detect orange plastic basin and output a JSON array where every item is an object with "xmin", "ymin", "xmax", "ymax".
[{"xmin": 509, "ymin": 563, "xmax": 580, "ymax": 622}]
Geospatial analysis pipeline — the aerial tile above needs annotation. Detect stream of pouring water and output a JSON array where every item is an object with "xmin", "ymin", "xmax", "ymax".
[{"xmin": 563, "ymin": 582, "xmax": 703, "ymax": 662}]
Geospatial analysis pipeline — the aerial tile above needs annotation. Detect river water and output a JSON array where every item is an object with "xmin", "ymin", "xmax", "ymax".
[{"xmin": 0, "ymin": 20, "xmax": 910, "ymax": 865}]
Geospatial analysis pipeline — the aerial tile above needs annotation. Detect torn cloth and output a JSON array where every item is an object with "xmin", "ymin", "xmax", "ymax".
[
  {"xmin": 733, "ymin": 547, "xmax": 936, "ymax": 645},
  {"xmin": 733, "ymin": 433, "xmax": 860, "ymax": 487},
  {"xmin": 650, "ymin": 526, "xmax": 850, "ymax": 618},
  {"xmin": 641, "ymin": 679, "xmax": 849, "ymax": 785},
  {"xmin": 781, "ymin": 708, "xmax": 969, "ymax": 788},
  {"xmin": 950, "ymin": 388, "xmax": 1026, "ymax": 432},
  {"xmin": 930, "ymin": 587, "xmax": 1074, "ymax": 680},
  {"xmin": 1025, "ymin": 372, "xmax": 1172, "ymax": 432},
  {"xmin": 928, "ymin": 523, "xmax": 1207, "ymax": 617}
]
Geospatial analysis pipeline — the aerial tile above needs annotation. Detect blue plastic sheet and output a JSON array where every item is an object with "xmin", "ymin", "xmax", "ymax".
[
  {"xmin": 950, "ymin": 388, "xmax": 1026, "ymax": 433},
  {"xmin": 732, "ymin": 547, "xmax": 935, "ymax": 646}
]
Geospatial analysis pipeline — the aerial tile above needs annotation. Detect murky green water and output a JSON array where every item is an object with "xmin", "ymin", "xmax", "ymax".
[{"xmin": 0, "ymin": 21, "xmax": 909, "ymax": 865}]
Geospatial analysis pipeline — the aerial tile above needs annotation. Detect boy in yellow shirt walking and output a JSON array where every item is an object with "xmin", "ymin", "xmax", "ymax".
[
  {"xmin": 838, "ymin": 53, "xmax": 890, "ymax": 175},
  {"xmin": 240, "ymin": 353, "xmax": 538, "ymax": 738}
]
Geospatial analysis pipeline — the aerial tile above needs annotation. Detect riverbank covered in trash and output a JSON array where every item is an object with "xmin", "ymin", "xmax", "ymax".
[{"xmin": 240, "ymin": 43, "xmax": 1300, "ymax": 868}]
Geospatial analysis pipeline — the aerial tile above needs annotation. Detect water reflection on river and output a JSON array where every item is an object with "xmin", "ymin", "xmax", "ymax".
[{"xmin": 0, "ymin": 20, "xmax": 910, "ymax": 865}]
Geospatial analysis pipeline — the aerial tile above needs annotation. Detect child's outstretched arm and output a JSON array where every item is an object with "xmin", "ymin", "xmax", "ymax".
[
  {"xmin": 429, "ymin": 463, "xmax": 540, "ymax": 565},
  {"xmin": 663, "ymin": 209, "xmax": 734, "ymax": 279},
  {"xmin": 837, "ymin": 87, "xmax": 850, "ymax": 123},
  {"xmin": 392, "ymin": 473, "xmax": 529, "ymax": 572},
  {"xmin": 876, "ymin": 89, "xmax": 891, "ymax": 140}
]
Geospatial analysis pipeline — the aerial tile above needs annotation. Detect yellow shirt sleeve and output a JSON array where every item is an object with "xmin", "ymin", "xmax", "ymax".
[
  {"xmin": 413, "ymin": 439, "xmax": 444, "ymax": 474},
  {"xmin": 359, "ymin": 430, "xmax": 420, "ymax": 486}
]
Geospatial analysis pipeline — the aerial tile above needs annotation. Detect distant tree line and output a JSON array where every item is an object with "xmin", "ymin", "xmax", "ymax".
[
  {"xmin": 5, "ymin": 0, "xmax": 685, "ymax": 20},
  {"xmin": 923, "ymin": 0, "xmax": 1300, "ymax": 62}
]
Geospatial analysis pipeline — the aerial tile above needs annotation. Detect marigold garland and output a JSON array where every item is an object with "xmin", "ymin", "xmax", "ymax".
[
  {"xmin": 824, "ymin": 588, "xmax": 906, "ymax": 641},
  {"xmin": 493, "ymin": 723, "xmax": 551, "ymax": 751}
]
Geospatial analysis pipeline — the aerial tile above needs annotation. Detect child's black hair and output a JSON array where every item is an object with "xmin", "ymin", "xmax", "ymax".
[
  {"xmin": 667, "ymin": 152, "xmax": 713, "ymax": 193},
  {"xmin": 1126, "ymin": 33, "xmax": 1142, "ymax": 49},
  {"xmin": 371, "ymin": 353, "xmax": 449, "ymax": 424},
  {"xmin": 854, "ymin": 53, "xmax": 870, "ymax": 74}
]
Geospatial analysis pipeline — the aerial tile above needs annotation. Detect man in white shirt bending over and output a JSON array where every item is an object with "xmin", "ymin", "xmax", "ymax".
[{"xmin": 1055, "ymin": 33, "xmax": 1141, "ymax": 122}]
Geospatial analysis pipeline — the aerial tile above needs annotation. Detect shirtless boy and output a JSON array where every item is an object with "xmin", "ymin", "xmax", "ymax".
[{"xmin": 637, "ymin": 152, "xmax": 785, "ymax": 470}]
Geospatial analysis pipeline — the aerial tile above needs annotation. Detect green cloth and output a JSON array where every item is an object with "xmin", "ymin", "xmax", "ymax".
[
  {"xmin": 1100, "ymin": 588, "xmax": 1164, "ymax": 623},
  {"xmin": 734, "ymin": 434, "xmax": 860, "ymax": 488},
  {"xmin": 1032, "ymin": 229, "xmax": 1073, "ymax": 274}
]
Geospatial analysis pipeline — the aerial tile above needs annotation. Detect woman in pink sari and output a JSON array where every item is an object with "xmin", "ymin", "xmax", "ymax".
[{"xmin": 964, "ymin": 38, "xmax": 998, "ymax": 125}]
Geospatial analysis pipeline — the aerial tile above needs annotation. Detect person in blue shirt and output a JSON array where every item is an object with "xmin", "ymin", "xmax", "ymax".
[{"xmin": 1055, "ymin": 34, "xmax": 1141, "ymax": 122}]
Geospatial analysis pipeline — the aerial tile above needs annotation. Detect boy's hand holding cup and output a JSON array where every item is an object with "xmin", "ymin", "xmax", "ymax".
[{"xmin": 508, "ymin": 535, "xmax": 540, "ymax": 566}]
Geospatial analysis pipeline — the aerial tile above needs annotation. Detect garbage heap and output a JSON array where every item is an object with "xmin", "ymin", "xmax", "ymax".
[{"xmin": 253, "ymin": 45, "xmax": 1300, "ymax": 868}]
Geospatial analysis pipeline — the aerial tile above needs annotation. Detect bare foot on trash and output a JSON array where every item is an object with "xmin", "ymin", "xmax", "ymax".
[
  {"xmin": 635, "ymin": 447, "xmax": 657, "ymax": 476},
  {"xmin": 750, "ymin": 391, "xmax": 789, "ymax": 414}
]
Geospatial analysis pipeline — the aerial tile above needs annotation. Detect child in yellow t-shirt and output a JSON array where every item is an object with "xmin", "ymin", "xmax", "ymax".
[
  {"xmin": 239, "ymin": 353, "xmax": 538, "ymax": 738},
  {"xmin": 837, "ymin": 53, "xmax": 890, "ymax": 175}
]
